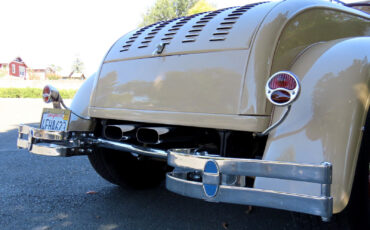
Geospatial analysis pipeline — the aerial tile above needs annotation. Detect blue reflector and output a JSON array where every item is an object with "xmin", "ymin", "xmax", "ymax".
[
  {"xmin": 203, "ymin": 160, "xmax": 219, "ymax": 197},
  {"xmin": 204, "ymin": 184, "xmax": 218, "ymax": 197},
  {"xmin": 204, "ymin": 160, "xmax": 218, "ymax": 174}
]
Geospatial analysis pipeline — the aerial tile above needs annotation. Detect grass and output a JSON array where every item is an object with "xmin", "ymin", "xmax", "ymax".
[
  {"xmin": 0, "ymin": 88, "xmax": 77, "ymax": 99},
  {"xmin": 0, "ymin": 69, "xmax": 7, "ymax": 78}
]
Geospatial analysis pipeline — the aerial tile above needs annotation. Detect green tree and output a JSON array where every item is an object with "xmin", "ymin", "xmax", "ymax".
[
  {"xmin": 71, "ymin": 57, "xmax": 84, "ymax": 73},
  {"xmin": 140, "ymin": 0, "xmax": 198, "ymax": 26},
  {"xmin": 187, "ymin": 0, "xmax": 215, "ymax": 16},
  {"xmin": 47, "ymin": 64, "xmax": 62, "ymax": 74},
  {"xmin": 173, "ymin": 0, "xmax": 197, "ymax": 17}
]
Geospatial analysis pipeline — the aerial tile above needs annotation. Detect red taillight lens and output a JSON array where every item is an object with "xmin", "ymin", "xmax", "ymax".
[
  {"xmin": 268, "ymin": 73, "xmax": 297, "ymax": 90},
  {"xmin": 271, "ymin": 90, "xmax": 290, "ymax": 104},
  {"xmin": 42, "ymin": 85, "xmax": 51, "ymax": 103}
]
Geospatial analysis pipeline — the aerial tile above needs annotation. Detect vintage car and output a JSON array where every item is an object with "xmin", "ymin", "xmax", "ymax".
[{"xmin": 17, "ymin": 0, "xmax": 369, "ymax": 228}]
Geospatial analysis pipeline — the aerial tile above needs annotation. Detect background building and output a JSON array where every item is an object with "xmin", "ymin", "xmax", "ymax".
[{"xmin": 9, "ymin": 57, "xmax": 27, "ymax": 78}]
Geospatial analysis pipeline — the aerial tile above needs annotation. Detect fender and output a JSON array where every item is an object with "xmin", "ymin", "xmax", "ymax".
[
  {"xmin": 254, "ymin": 37, "xmax": 370, "ymax": 213},
  {"xmin": 68, "ymin": 73, "xmax": 97, "ymax": 131}
]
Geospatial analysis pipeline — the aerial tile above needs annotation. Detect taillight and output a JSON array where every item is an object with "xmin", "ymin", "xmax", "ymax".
[
  {"xmin": 42, "ymin": 85, "xmax": 60, "ymax": 104},
  {"xmin": 268, "ymin": 73, "xmax": 297, "ymax": 90},
  {"xmin": 42, "ymin": 85, "xmax": 51, "ymax": 103},
  {"xmin": 265, "ymin": 71, "xmax": 300, "ymax": 106}
]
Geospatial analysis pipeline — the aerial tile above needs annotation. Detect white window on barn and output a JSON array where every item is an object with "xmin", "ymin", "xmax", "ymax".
[
  {"xmin": 19, "ymin": 66, "xmax": 25, "ymax": 77},
  {"xmin": 12, "ymin": 64, "xmax": 16, "ymax": 74}
]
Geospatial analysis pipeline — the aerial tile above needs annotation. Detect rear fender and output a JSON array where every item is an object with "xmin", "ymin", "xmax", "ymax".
[
  {"xmin": 254, "ymin": 37, "xmax": 370, "ymax": 213},
  {"xmin": 68, "ymin": 73, "xmax": 97, "ymax": 131}
]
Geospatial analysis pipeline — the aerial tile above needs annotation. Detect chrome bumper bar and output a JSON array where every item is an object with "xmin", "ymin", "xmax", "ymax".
[
  {"xmin": 17, "ymin": 124, "xmax": 333, "ymax": 220},
  {"xmin": 17, "ymin": 124, "xmax": 90, "ymax": 157},
  {"xmin": 17, "ymin": 124, "xmax": 167, "ymax": 158},
  {"xmin": 166, "ymin": 149, "xmax": 333, "ymax": 221}
]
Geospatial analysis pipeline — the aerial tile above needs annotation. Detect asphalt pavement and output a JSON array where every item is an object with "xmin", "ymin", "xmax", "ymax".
[{"xmin": 0, "ymin": 99, "xmax": 332, "ymax": 230}]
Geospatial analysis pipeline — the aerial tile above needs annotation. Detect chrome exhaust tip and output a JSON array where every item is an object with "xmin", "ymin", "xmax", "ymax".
[
  {"xmin": 136, "ymin": 127, "xmax": 171, "ymax": 144},
  {"xmin": 104, "ymin": 125, "xmax": 136, "ymax": 141}
]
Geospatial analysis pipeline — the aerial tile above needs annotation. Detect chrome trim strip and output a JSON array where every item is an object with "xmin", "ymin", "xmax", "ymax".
[
  {"xmin": 168, "ymin": 150, "xmax": 332, "ymax": 184},
  {"xmin": 166, "ymin": 173, "xmax": 333, "ymax": 219}
]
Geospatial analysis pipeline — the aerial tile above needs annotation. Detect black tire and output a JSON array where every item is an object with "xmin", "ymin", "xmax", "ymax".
[
  {"xmin": 341, "ymin": 113, "xmax": 370, "ymax": 229},
  {"xmin": 88, "ymin": 147, "xmax": 166, "ymax": 189}
]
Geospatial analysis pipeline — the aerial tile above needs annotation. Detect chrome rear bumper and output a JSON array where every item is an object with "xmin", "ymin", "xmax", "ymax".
[
  {"xmin": 17, "ymin": 124, "xmax": 82, "ymax": 157},
  {"xmin": 17, "ymin": 124, "xmax": 168, "ymax": 158},
  {"xmin": 166, "ymin": 149, "xmax": 333, "ymax": 221},
  {"xmin": 17, "ymin": 124, "xmax": 333, "ymax": 221}
]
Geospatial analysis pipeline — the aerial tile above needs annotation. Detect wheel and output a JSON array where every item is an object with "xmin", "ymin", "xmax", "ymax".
[{"xmin": 88, "ymin": 147, "xmax": 167, "ymax": 189}]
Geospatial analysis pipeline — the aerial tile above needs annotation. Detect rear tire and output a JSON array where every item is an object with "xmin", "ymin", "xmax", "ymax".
[{"xmin": 88, "ymin": 147, "xmax": 166, "ymax": 189}]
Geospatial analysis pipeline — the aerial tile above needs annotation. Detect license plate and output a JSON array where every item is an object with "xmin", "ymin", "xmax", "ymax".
[{"xmin": 40, "ymin": 108, "xmax": 71, "ymax": 132}]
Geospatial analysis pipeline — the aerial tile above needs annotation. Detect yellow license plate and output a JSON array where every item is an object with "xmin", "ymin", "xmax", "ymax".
[{"xmin": 40, "ymin": 108, "xmax": 71, "ymax": 132}]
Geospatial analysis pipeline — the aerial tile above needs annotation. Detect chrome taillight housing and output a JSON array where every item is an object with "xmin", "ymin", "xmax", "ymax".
[
  {"xmin": 42, "ymin": 85, "xmax": 60, "ymax": 103},
  {"xmin": 265, "ymin": 71, "xmax": 300, "ymax": 106},
  {"xmin": 42, "ymin": 85, "xmax": 51, "ymax": 103}
]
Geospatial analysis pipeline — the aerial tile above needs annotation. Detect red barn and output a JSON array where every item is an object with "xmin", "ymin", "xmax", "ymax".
[{"xmin": 9, "ymin": 57, "xmax": 27, "ymax": 78}]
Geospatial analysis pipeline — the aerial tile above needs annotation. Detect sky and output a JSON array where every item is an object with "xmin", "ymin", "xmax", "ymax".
[{"xmin": 0, "ymin": 0, "xmax": 362, "ymax": 76}]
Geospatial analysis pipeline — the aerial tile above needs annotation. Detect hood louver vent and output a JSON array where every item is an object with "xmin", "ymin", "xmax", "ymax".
[
  {"xmin": 118, "ymin": 2, "xmax": 269, "ymax": 53},
  {"xmin": 138, "ymin": 19, "xmax": 176, "ymax": 49},
  {"xmin": 161, "ymin": 13, "xmax": 202, "ymax": 44},
  {"xmin": 120, "ymin": 23, "xmax": 158, "ymax": 52},
  {"xmin": 210, "ymin": 2, "xmax": 265, "ymax": 42},
  {"xmin": 182, "ymin": 8, "xmax": 233, "ymax": 43}
]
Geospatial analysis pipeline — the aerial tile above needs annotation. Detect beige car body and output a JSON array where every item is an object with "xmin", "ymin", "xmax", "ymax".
[{"xmin": 68, "ymin": 0, "xmax": 369, "ymax": 214}]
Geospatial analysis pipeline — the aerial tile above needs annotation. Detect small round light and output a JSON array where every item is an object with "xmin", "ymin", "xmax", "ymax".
[
  {"xmin": 265, "ymin": 71, "xmax": 300, "ymax": 106},
  {"xmin": 42, "ymin": 85, "xmax": 51, "ymax": 103}
]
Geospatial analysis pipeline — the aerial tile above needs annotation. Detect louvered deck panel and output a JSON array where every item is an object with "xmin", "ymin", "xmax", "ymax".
[{"xmin": 104, "ymin": 2, "xmax": 277, "ymax": 62}]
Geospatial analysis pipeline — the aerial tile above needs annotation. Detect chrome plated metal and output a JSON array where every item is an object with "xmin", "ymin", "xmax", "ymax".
[
  {"xmin": 17, "ymin": 124, "xmax": 333, "ymax": 219},
  {"xmin": 256, "ymin": 105, "xmax": 291, "ymax": 136},
  {"xmin": 136, "ymin": 127, "xmax": 171, "ymax": 144},
  {"xmin": 166, "ymin": 173, "xmax": 333, "ymax": 219},
  {"xmin": 257, "ymin": 70, "xmax": 300, "ymax": 136},
  {"xmin": 320, "ymin": 162, "xmax": 333, "ymax": 222},
  {"xmin": 96, "ymin": 138, "xmax": 168, "ymax": 159},
  {"xmin": 18, "ymin": 124, "xmax": 91, "ymax": 157},
  {"xmin": 166, "ymin": 149, "xmax": 333, "ymax": 219},
  {"xmin": 61, "ymin": 100, "xmax": 90, "ymax": 120},
  {"xmin": 17, "ymin": 138, "xmax": 81, "ymax": 157},
  {"xmin": 17, "ymin": 124, "xmax": 168, "ymax": 159},
  {"xmin": 43, "ymin": 84, "xmax": 90, "ymax": 120},
  {"xmin": 43, "ymin": 85, "xmax": 60, "ymax": 105},
  {"xmin": 104, "ymin": 124, "xmax": 136, "ymax": 141},
  {"xmin": 168, "ymin": 149, "xmax": 332, "ymax": 184},
  {"xmin": 152, "ymin": 42, "xmax": 166, "ymax": 55},
  {"xmin": 265, "ymin": 71, "xmax": 301, "ymax": 107},
  {"xmin": 19, "ymin": 124, "xmax": 68, "ymax": 141}
]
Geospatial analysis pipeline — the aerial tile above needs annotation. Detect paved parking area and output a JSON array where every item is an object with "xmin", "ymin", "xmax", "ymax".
[{"xmin": 0, "ymin": 98, "xmax": 360, "ymax": 230}]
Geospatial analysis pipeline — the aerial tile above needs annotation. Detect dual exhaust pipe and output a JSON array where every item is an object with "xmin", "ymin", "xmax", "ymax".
[{"xmin": 104, "ymin": 125, "xmax": 172, "ymax": 145}]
